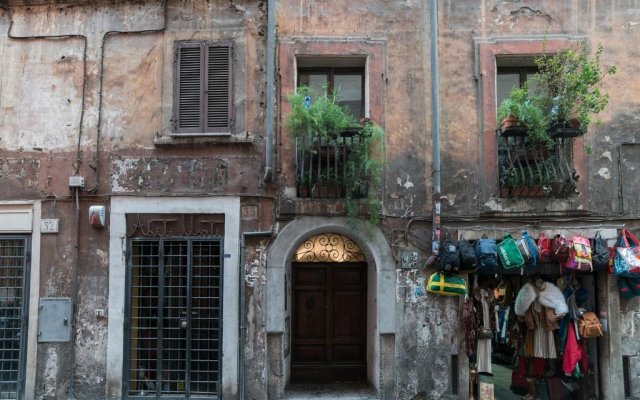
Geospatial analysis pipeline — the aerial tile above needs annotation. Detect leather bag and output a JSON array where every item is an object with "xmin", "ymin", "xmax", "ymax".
[{"xmin": 578, "ymin": 311, "xmax": 603, "ymax": 338}]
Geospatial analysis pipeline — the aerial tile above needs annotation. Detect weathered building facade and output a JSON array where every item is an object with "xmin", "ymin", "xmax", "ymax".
[{"xmin": 1, "ymin": 1, "xmax": 640, "ymax": 399}]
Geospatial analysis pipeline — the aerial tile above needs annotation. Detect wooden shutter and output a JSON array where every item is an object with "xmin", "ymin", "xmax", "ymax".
[
  {"xmin": 205, "ymin": 44, "xmax": 232, "ymax": 132},
  {"xmin": 175, "ymin": 42, "xmax": 232, "ymax": 134},
  {"xmin": 176, "ymin": 43, "xmax": 203, "ymax": 133}
]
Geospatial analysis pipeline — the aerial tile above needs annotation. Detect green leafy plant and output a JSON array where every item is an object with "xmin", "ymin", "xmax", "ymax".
[
  {"xmin": 533, "ymin": 43, "xmax": 616, "ymax": 132},
  {"xmin": 345, "ymin": 122, "xmax": 385, "ymax": 226},
  {"xmin": 496, "ymin": 84, "xmax": 551, "ymax": 146},
  {"xmin": 285, "ymin": 85, "xmax": 357, "ymax": 144},
  {"xmin": 285, "ymin": 86, "xmax": 385, "ymax": 227}
]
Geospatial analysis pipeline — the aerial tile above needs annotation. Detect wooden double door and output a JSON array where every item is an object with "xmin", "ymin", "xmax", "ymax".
[{"xmin": 291, "ymin": 262, "xmax": 367, "ymax": 383}]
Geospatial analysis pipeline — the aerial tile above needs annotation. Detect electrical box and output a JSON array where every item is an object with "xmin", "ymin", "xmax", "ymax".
[
  {"xmin": 89, "ymin": 205, "xmax": 106, "ymax": 227},
  {"xmin": 38, "ymin": 298, "xmax": 72, "ymax": 343},
  {"xmin": 68, "ymin": 175, "xmax": 85, "ymax": 189}
]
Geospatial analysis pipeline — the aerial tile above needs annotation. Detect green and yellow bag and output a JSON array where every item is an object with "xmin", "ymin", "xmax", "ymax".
[{"xmin": 426, "ymin": 271, "xmax": 467, "ymax": 296}]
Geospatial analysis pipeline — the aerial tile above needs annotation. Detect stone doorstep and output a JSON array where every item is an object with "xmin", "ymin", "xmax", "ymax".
[{"xmin": 285, "ymin": 383, "xmax": 377, "ymax": 400}]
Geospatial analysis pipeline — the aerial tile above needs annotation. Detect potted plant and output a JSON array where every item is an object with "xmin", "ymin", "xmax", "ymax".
[
  {"xmin": 496, "ymin": 84, "xmax": 551, "ymax": 146},
  {"xmin": 533, "ymin": 43, "xmax": 616, "ymax": 138},
  {"xmin": 499, "ymin": 165, "xmax": 517, "ymax": 198},
  {"xmin": 297, "ymin": 173, "xmax": 310, "ymax": 198}
]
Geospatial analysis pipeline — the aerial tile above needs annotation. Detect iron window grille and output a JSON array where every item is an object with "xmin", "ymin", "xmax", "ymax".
[
  {"xmin": 125, "ymin": 238, "xmax": 223, "ymax": 399},
  {"xmin": 0, "ymin": 236, "xmax": 29, "ymax": 400}
]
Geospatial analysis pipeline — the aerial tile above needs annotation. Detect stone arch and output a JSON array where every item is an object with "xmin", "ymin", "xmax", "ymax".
[{"xmin": 266, "ymin": 217, "xmax": 395, "ymax": 394}]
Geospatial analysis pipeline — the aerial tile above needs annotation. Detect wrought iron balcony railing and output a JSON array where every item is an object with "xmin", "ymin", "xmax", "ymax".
[
  {"xmin": 295, "ymin": 128, "xmax": 366, "ymax": 199},
  {"xmin": 498, "ymin": 134, "xmax": 579, "ymax": 198}
]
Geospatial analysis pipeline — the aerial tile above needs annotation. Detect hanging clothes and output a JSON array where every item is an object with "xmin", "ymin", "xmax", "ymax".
[
  {"xmin": 462, "ymin": 295, "xmax": 476, "ymax": 358},
  {"xmin": 530, "ymin": 301, "xmax": 557, "ymax": 359},
  {"xmin": 477, "ymin": 288, "xmax": 492, "ymax": 374}
]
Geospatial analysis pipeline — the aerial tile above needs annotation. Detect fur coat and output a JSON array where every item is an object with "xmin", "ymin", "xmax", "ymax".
[{"xmin": 515, "ymin": 280, "xmax": 568, "ymax": 317}]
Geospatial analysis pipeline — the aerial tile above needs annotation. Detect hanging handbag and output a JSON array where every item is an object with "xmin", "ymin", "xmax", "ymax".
[
  {"xmin": 497, "ymin": 234, "xmax": 525, "ymax": 269},
  {"xmin": 564, "ymin": 235, "xmax": 592, "ymax": 272},
  {"xmin": 551, "ymin": 234, "xmax": 571, "ymax": 263},
  {"xmin": 458, "ymin": 235, "xmax": 478, "ymax": 271},
  {"xmin": 590, "ymin": 232, "xmax": 610, "ymax": 272},
  {"xmin": 578, "ymin": 311, "xmax": 604, "ymax": 338},
  {"xmin": 613, "ymin": 229, "xmax": 640, "ymax": 276},
  {"xmin": 538, "ymin": 232, "xmax": 552, "ymax": 263},
  {"xmin": 426, "ymin": 271, "xmax": 467, "ymax": 296}
]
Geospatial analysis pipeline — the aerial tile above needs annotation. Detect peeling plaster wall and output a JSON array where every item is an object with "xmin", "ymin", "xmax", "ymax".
[{"xmin": 0, "ymin": 1, "xmax": 268, "ymax": 399}]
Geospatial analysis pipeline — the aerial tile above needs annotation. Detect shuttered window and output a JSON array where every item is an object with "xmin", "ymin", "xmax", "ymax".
[{"xmin": 174, "ymin": 41, "xmax": 233, "ymax": 134}]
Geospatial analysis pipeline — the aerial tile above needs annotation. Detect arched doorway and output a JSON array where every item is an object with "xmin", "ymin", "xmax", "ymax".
[
  {"xmin": 266, "ymin": 217, "xmax": 396, "ymax": 398},
  {"xmin": 290, "ymin": 233, "xmax": 367, "ymax": 383}
]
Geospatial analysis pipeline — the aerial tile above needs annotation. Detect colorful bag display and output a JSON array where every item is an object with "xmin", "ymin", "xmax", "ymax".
[
  {"xmin": 564, "ymin": 235, "xmax": 592, "ymax": 272},
  {"xmin": 590, "ymin": 232, "xmax": 610, "ymax": 272},
  {"xmin": 613, "ymin": 229, "xmax": 640, "ymax": 276},
  {"xmin": 426, "ymin": 271, "xmax": 467, "ymax": 296},
  {"xmin": 497, "ymin": 234, "xmax": 525, "ymax": 269}
]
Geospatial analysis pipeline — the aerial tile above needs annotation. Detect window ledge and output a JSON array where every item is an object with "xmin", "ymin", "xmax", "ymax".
[{"xmin": 154, "ymin": 133, "xmax": 256, "ymax": 146}]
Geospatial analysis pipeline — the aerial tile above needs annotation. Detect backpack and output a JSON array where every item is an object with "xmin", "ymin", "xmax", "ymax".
[
  {"xmin": 551, "ymin": 234, "xmax": 571, "ymax": 263},
  {"xmin": 578, "ymin": 312, "xmax": 603, "ymax": 338},
  {"xmin": 538, "ymin": 233, "xmax": 552, "ymax": 263},
  {"xmin": 564, "ymin": 235, "xmax": 592, "ymax": 272},
  {"xmin": 438, "ymin": 238, "xmax": 461, "ymax": 273},
  {"xmin": 475, "ymin": 235, "xmax": 498, "ymax": 273},
  {"xmin": 590, "ymin": 232, "xmax": 610, "ymax": 272},
  {"xmin": 458, "ymin": 235, "xmax": 477, "ymax": 271},
  {"xmin": 517, "ymin": 231, "xmax": 539, "ymax": 267}
]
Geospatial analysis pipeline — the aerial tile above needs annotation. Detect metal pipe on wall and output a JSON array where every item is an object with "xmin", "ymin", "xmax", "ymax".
[
  {"xmin": 430, "ymin": 0, "xmax": 442, "ymax": 256},
  {"xmin": 263, "ymin": 0, "xmax": 276, "ymax": 182}
]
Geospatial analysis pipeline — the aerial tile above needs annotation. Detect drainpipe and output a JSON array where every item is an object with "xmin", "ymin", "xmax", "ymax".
[
  {"xmin": 263, "ymin": 0, "xmax": 276, "ymax": 182},
  {"xmin": 239, "ymin": 230, "xmax": 273, "ymax": 400},
  {"xmin": 429, "ymin": 0, "xmax": 441, "ymax": 256}
]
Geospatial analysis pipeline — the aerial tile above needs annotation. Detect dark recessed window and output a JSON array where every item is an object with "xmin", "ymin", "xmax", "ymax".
[
  {"xmin": 174, "ymin": 41, "xmax": 233, "ymax": 135},
  {"xmin": 496, "ymin": 66, "xmax": 539, "ymax": 105},
  {"xmin": 298, "ymin": 67, "xmax": 365, "ymax": 120}
]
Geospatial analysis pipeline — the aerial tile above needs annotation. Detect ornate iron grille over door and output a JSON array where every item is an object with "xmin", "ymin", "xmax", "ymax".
[
  {"xmin": 126, "ymin": 238, "xmax": 223, "ymax": 399},
  {"xmin": 0, "ymin": 236, "xmax": 29, "ymax": 400}
]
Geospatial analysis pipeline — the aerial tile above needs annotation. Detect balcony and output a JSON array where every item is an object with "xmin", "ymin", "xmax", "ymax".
[
  {"xmin": 497, "ymin": 132, "xmax": 579, "ymax": 198},
  {"xmin": 295, "ymin": 128, "xmax": 366, "ymax": 199}
]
